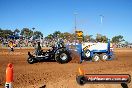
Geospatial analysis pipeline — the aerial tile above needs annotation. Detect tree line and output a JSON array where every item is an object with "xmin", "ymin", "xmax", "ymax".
[
  {"xmin": 45, "ymin": 31, "xmax": 126, "ymax": 44},
  {"xmin": 0, "ymin": 28, "xmax": 128, "ymax": 44},
  {"xmin": 0, "ymin": 28, "xmax": 43, "ymax": 39}
]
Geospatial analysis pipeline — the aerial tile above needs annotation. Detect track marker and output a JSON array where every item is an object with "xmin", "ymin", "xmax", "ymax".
[
  {"xmin": 5, "ymin": 63, "xmax": 13, "ymax": 88},
  {"xmin": 78, "ymin": 67, "xmax": 85, "ymax": 75}
]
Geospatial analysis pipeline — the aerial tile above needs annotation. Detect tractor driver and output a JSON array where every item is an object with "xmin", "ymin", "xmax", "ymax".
[
  {"xmin": 35, "ymin": 41, "xmax": 42, "ymax": 55},
  {"xmin": 55, "ymin": 38, "xmax": 65, "ymax": 48},
  {"xmin": 8, "ymin": 40, "xmax": 16, "ymax": 52}
]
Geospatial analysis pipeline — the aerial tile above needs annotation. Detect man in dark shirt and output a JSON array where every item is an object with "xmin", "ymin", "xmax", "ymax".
[{"xmin": 35, "ymin": 41, "xmax": 42, "ymax": 56}]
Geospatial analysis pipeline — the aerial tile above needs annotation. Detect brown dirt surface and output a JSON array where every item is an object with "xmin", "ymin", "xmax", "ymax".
[
  {"xmin": 0, "ymin": 48, "xmax": 132, "ymax": 88},
  {"xmin": 69, "ymin": 50, "xmax": 80, "ymax": 63}
]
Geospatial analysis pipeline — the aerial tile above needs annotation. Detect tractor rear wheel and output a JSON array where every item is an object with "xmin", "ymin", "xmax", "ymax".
[{"xmin": 55, "ymin": 49, "xmax": 71, "ymax": 64}]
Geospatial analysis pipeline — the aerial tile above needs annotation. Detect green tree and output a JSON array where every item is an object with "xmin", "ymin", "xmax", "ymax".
[
  {"xmin": 14, "ymin": 28, "xmax": 20, "ymax": 34},
  {"xmin": 83, "ymin": 35, "xmax": 96, "ymax": 42},
  {"xmin": 34, "ymin": 31, "xmax": 43, "ymax": 39},
  {"xmin": 96, "ymin": 34, "xmax": 108, "ymax": 42},
  {"xmin": 53, "ymin": 31, "xmax": 61, "ymax": 38},
  {"xmin": 63, "ymin": 32, "xmax": 73, "ymax": 40},
  {"xmin": 0, "ymin": 28, "xmax": 20, "ymax": 38},
  {"xmin": 59, "ymin": 33, "xmax": 65, "ymax": 39},
  {"xmin": 45, "ymin": 31, "xmax": 76, "ymax": 41},
  {"xmin": 0, "ymin": 28, "xmax": 3, "ymax": 37},
  {"xmin": 111, "ymin": 35, "xmax": 125, "ymax": 43},
  {"xmin": 1, "ymin": 29, "xmax": 13, "ymax": 38},
  {"xmin": 20, "ymin": 28, "xmax": 33, "ymax": 38},
  {"xmin": 96, "ymin": 34, "xmax": 102, "ymax": 42},
  {"xmin": 45, "ymin": 34, "xmax": 53, "ymax": 39},
  {"xmin": 84, "ymin": 35, "xmax": 92, "ymax": 42},
  {"xmin": 102, "ymin": 36, "xmax": 108, "ymax": 42}
]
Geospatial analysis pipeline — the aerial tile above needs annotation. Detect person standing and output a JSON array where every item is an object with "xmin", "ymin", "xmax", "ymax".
[{"xmin": 8, "ymin": 40, "xmax": 16, "ymax": 52}]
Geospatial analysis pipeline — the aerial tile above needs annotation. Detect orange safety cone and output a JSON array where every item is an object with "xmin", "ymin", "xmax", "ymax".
[
  {"xmin": 78, "ymin": 67, "xmax": 85, "ymax": 75},
  {"xmin": 5, "ymin": 63, "xmax": 13, "ymax": 88}
]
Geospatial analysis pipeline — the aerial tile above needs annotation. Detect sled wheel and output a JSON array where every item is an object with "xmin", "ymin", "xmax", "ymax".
[
  {"xmin": 100, "ymin": 53, "xmax": 108, "ymax": 61},
  {"xmin": 84, "ymin": 49, "xmax": 91, "ymax": 58},
  {"xmin": 92, "ymin": 53, "xmax": 100, "ymax": 62}
]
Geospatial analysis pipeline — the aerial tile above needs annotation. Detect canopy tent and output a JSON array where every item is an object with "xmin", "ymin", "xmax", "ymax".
[{"xmin": 8, "ymin": 34, "xmax": 19, "ymax": 39}]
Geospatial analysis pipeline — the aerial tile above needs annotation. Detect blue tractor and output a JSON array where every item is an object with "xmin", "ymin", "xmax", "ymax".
[{"xmin": 27, "ymin": 39, "xmax": 71, "ymax": 64}]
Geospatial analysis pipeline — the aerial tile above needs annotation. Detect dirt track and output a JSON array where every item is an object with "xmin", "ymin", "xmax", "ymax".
[{"xmin": 0, "ymin": 48, "xmax": 132, "ymax": 88}]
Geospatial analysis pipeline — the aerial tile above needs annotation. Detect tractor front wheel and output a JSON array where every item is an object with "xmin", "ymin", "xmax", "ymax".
[{"xmin": 27, "ymin": 57, "xmax": 35, "ymax": 64}]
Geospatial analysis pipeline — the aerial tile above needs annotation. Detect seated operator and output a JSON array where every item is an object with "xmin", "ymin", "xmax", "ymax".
[
  {"xmin": 35, "ymin": 41, "xmax": 42, "ymax": 55},
  {"xmin": 55, "ymin": 38, "xmax": 65, "ymax": 48}
]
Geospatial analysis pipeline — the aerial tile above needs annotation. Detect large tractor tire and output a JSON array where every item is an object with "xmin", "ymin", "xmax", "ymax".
[
  {"xmin": 27, "ymin": 57, "xmax": 35, "ymax": 64},
  {"xmin": 55, "ymin": 49, "xmax": 71, "ymax": 64},
  {"xmin": 100, "ymin": 53, "xmax": 108, "ymax": 61},
  {"xmin": 92, "ymin": 53, "xmax": 100, "ymax": 62}
]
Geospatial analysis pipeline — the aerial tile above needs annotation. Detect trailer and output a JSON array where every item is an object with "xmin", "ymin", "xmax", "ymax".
[{"xmin": 66, "ymin": 40, "xmax": 114, "ymax": 63}]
